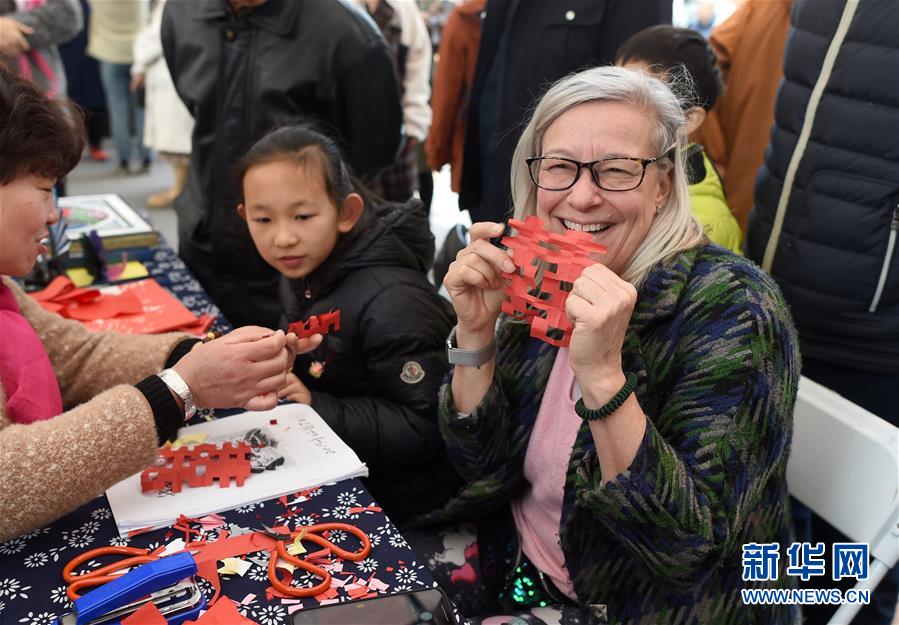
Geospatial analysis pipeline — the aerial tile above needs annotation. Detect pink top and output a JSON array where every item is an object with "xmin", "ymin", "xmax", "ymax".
[
  {"xmin": 0, "ymin": 281, "xmax": 63, "ymax": 423},
  {"xmin": 510, "ymin": 348, "xmax": 582, "ymax": 601}
]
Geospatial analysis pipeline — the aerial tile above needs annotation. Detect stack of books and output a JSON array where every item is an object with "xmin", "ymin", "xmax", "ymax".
[{"xmin": 58, "ymin": 193, "xmax": 160, "ymax": 252}]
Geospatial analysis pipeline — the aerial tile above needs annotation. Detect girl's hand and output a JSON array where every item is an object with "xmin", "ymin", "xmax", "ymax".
[
  {"xmin": 285, "ymin": 331, "xmax": 322, "ymax": 365},
  {"xmin": 278, "ymin": 372, "xmax": 311, "ymax": 405},
  {"xmin": 565, "ymin": 264, "xmax": 637, "ymax": 389},
  {"xmin": 443, "ymin": 222, "xmax": 514, "ymax": 342}
]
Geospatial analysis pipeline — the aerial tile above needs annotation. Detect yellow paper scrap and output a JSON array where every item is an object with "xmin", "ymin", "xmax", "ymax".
[
  {"xmin": 169, "ymin": 432, "xmax": 209, "ymax": 450},
  {"xmin": 276, "ymin": 561, "xmax": 296, "ymax": 574},
  {"xmin": 218, "ymin": 557, "xmax": 252, "ymax": 577},
  {"xmin": 286, "ymin": 534, "xmax": 307, "ymax": 556},
  {"xmin": 66, "ymin": 262, "xmax": 149, "ymax": 287}
]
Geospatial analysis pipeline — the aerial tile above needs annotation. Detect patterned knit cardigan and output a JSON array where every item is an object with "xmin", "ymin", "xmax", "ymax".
[{"xmin": 426, "ymin": 245, "xmax": 802, "ymax": 625}]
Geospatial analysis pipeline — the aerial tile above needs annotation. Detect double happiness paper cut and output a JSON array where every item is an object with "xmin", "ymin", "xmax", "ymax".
[
  {"xmin": 141, "ymin": 442, "xmax": 253, "ymax": 493},
  {"xmin": 288, "ymin": 310, "xmax": 341, "ymax": 339},
  {"xmin": 500, "ymin": 216, "xmax": 606, "ymax": 347}
]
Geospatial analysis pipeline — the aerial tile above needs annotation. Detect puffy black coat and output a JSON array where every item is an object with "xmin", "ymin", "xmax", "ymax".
[
  {"xmin": 162, "ymin": 0, "xmax": 403, "ymax": 327},
  {"xmin": 746, "ymin": 0, "xmax": 899, "ymax": 374},
  {"xmin": 280, "ymin": 199, "xmax": 460, "ymax": 523}
]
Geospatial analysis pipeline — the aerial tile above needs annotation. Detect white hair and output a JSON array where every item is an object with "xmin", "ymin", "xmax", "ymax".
[{"xmin": 510, "ymin": 65, "xmax": 705, "ymax": 288}]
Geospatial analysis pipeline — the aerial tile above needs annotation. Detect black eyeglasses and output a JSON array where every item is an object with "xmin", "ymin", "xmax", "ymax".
[{"xmin": 526, "ymin": 150, "xmax": 672, "ymax": 192}]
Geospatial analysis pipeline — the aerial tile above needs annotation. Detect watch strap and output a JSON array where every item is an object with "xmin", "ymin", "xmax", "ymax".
[
  {"xmin": 445, "ymin": 326, "xmax": 496, "ymax": 367},
  {"xmin": 157, "ymin": 368, "xmax": 197, "ymax": 419}
]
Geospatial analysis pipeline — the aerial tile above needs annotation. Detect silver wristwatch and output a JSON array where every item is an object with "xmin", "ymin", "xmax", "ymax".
[
  {"xmin": 445, "ymin": 326, "xmax": 496, "ymax": 367},
  {"xmin": 157, "ymin": 368, "xmax": 197, "ymax": 419}
]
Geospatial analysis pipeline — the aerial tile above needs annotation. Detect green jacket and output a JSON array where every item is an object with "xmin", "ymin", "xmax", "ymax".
[
  {"xmin": 687, "ymin": 144, "xmax": 743, "ymax": 254},
  {"xmin": 425, "ymin": 245, "xmax": 801, "ymax": 625}
]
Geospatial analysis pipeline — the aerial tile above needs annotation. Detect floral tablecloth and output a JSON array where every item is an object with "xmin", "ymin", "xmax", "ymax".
[{"xmin": 0, "ymin": 246, "xmax": 440, "ymax": 624}]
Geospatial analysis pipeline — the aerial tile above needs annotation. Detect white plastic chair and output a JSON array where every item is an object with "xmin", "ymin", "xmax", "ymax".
[{"xmin": 787, "ymin": 376, "xmax": 899, "ymax": 624}]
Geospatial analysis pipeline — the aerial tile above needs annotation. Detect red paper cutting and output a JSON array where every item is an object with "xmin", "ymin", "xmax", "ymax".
[
  {"xmin": 288, "ymin": 310, "xmax": 341, "ymax": 338},
  {"xmin": 500, "ymin": 216, "xmax": 606, "ymax": 347},
  {"xmin": 141, "ymin": 442, "xmax": 253, "ymax": 493},
  {"xmin": 182, "ymin": 596, "xmax": 260, "ymax": 625},
  {"xmin": 121, "ymin": 601, "xmax": 168, "ymax": 625},
  {"xmin": 29, "ymin": 276, "xmax": 207, "ymax": 335}
]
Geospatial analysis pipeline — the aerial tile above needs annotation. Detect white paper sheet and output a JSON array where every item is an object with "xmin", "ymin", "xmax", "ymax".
[{"xmin": 106, "ymin": 404, "xmax": 368, "ymax": 536}]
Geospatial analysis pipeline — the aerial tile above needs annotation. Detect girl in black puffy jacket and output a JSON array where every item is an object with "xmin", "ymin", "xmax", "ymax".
[{"xmin": 236, "ymin": 123, "xmax": 460, "ymax": 523}]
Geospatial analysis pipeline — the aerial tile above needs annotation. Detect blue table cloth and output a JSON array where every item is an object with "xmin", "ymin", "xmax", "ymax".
[{"xmin": 0, "ymin": 246, "xmax": 440, "ymax": 624}]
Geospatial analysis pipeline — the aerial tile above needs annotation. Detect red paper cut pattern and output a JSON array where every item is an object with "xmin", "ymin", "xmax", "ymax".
[
  {"xmin": 288, "ymin": 310, "xmax": 341, "ymax": 338},
  {"xmin": 499, "ymin": 216, "xmax": 606, "ymax": 347},
  {"xmin": 141, "ymin": 442, "xmax": 253, "ymax": 493}
]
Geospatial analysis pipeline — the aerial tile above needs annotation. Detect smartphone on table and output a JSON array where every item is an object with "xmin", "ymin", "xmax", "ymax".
[{"xmin": 290, "ymin": 588, "xmax": 455, "ymax": 625}]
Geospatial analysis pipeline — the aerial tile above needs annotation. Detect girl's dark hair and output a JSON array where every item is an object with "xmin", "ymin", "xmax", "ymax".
[
  {"xmin": 234, "ymin": 122, "xmax": 377, "ymax": 211},
  {"xmin": 0, "ymin": 66, "xmax": 84, "ymax": 185},
  {"xmin": 616, "ymin": 25, "xmax": 724, "ymax": 112}
]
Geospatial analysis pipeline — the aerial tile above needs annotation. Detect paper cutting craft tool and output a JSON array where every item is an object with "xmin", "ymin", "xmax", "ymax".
[{"xmin": 56, "ymin": 551, "xmax": 204, "ymax": 625}]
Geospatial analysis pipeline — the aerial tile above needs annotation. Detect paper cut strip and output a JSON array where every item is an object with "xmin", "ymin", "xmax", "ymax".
[
  {"xmin": 140, "ymin": 442, "xmax": 253, "ymax": 493},
  {"xmin": 182, "ymin": 597, "xmax": 259, "ymax": 625},
  {"xmin": 121, "ymin": 601, "xmax": 168, "ymax": 625},
  {"xmin": 288, "ymin": 310, "xmax": 341, "ymax": 338},
  {"xmin": 499, "ymin": 216, "xmax": 606, "ymax": 347}
]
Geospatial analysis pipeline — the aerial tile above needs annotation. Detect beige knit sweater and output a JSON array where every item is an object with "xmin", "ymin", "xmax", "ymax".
[{"xmin": 0, "ymin": 278, "xmax": 187, "ymax": 541}]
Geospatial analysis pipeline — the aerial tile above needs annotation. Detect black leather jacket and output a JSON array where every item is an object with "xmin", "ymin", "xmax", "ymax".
[{"xmin": 162, "ymin": 0, "xmax": 403, "ymax": 326}]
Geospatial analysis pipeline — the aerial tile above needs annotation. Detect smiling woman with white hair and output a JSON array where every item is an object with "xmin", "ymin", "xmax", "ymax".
[{"xmin": 413, "ymin": 66, "xmax": 802, "ymax": 625}]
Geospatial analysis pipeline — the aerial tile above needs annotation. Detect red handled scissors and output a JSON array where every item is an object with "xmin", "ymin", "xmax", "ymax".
[
  {"xmin": 63, "ymin": 546, "xmax": 164, "ymax": 601},
  {"xmin": 260, "ymin": 523, "xmax": 371, "ymax": 597}
]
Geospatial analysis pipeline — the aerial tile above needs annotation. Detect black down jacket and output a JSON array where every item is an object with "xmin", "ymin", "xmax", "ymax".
[
  {"xmin": 746, "ymin": 0, "xmax": 899, "ymax": 374},
  {"xmin": 280, "ymin": 199, "xmax": 460, "ymax": 523}
]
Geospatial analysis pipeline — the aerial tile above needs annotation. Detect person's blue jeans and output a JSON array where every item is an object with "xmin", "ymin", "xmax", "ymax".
[{"xmin": 98, "ymin": 61, "xmax": 150, "ymax": 167}]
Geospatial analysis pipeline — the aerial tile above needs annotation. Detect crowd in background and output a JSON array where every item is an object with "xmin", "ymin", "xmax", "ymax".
[{"xmin": 0, "ymin": 0, "xmax": 896, "ymax": 624}]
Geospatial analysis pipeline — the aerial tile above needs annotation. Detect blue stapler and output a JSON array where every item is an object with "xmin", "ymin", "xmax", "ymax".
[{"xmin": 55, "ymin": 551, "xmax": 205, "ymax": 625}]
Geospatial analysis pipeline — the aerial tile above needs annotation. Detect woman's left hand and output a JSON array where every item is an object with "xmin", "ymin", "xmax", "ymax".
[{"xmin": 566, "ymin": 263, "xmax": 637, "ymax": 385}]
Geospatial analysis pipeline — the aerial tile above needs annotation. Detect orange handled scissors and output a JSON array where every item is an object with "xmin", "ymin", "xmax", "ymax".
[
  {"xmin": 63, "ymin": 546, "xmax": 162, "ymax": 601},
  {"xmin": 261, "ymin": 523, "xmax": 371, "ymax": 597}
]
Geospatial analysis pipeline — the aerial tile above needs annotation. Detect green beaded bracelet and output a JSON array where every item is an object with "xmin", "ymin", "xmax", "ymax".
[{"xmin": 575, "ymin": 372, "xmax": 638, "ymax": 420}]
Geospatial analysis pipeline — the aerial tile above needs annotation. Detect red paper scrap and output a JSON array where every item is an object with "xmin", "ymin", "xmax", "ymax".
[
  {"xmin": 126, "ymin": 525, "xmax": 157, "ymax": 539},
  {"xmin": 315, "ymin": 586, "xmax": 340, "ymax": 601},
  {"xmin": 176, "ymin": 313, "xmax": 216, "ymax": 337},
  {"xmin": 121, "ymin": 601, "xmax": 167, "ymax": 625},
  {"xmin": 30, "ymin": 276, "xmax": 208, "ymax": 335},
  {"xmin": 346, "ymin": 505, "xmax": 382, "ymax": 514},
  {"xmin": 141, "ymin": 442, "xmax": 253, "ymax": 493},
  {"xmin": 499, "ymin": 216, "xmax": 606, "ymax": 347},
  {"xmin": 192, "ymin": 531, "xmax": 280, "ymax": 606},
  {"xmin": 183, "ymin": 597, "xmax": 259, "ymax": 625},
  {"xmin": 288, "ymin": 310, "xmax": 341, "ymax": 338}
]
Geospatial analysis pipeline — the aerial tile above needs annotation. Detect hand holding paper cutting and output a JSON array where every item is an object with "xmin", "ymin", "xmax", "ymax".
[
  {"xmin": 565, "ymin": 262, "xmax": 636, "ymax": 399},
  {"xmin": 173, "ymin": 328, "xmax": 321, "ymax": 412},
  {"xmin": 443, "ymin": 221, "xmax": 512, "ymax": 340},
  {"xmin": 0, "ymin": 70, "xmax": 345, "ymax": 541}
]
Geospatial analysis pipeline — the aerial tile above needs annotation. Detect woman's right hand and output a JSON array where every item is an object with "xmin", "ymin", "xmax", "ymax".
[
  {"xmin": 172, "ymin": 326, "xmax": 322, "ymax": 412},
  {"xmin": 443, "ymin": 222, "xmax": 514, "ymax": 342}
]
